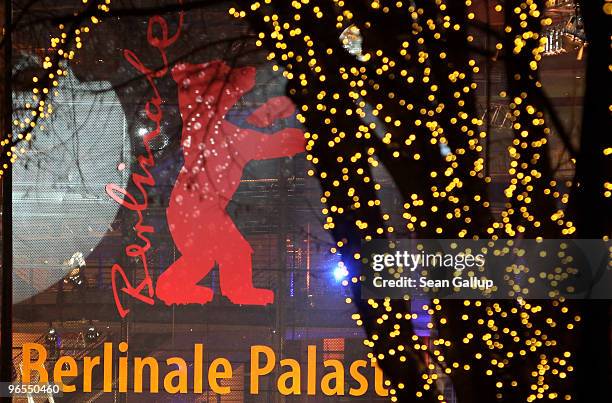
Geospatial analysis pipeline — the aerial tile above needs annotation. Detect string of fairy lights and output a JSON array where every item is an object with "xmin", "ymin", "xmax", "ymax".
[
  {"xmin": 489, "ymin": 1, "xmax": 576, "ymax": 238},
  {"xmin": 0, "ymin": 0, "xmax": 111, "ymax": 178},
  {"xmin": 235, "ymin": 0, "xmax": 598, "ymax": 401}
]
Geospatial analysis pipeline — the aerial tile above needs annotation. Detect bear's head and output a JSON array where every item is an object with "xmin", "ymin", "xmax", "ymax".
[{"xmin": 172, "ymin": 61, "xmax": 256, "ymax": 110}]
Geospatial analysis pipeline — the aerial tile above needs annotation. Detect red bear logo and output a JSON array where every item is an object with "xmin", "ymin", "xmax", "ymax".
[{"xmin": 155, "ymin": 61, "xmax": 305, "ymax": 306}]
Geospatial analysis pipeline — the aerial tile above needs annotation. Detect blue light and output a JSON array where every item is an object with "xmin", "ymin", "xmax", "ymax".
[{"xmin": 333, "ymin": 262, "xmax": 349, "ymax": 281}]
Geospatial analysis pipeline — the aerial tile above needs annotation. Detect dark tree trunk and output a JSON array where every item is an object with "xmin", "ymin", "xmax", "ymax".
[{"xmin": 574, "ymin": 1, "xmax": 612, "ymax": 400}]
